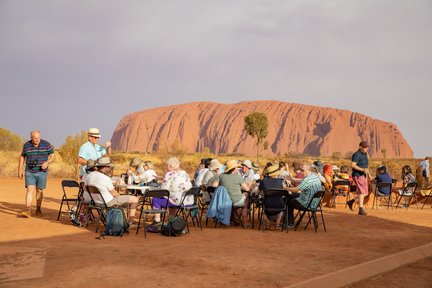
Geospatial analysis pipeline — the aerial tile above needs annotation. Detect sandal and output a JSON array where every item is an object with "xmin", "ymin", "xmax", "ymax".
[{"xmin": 275, "ymin": 224, "xmax": 282, "ymax": 231}]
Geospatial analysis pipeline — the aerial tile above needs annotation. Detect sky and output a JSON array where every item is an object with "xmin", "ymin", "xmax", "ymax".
[{"xmin": 0, "ymin": 0, "xmax": 431, "ymax": 157}]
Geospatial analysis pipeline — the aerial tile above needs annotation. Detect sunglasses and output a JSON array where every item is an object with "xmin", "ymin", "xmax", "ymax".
[{"xmin": 90, "ymin": 135, "xmax": 100, "ymax": 139}]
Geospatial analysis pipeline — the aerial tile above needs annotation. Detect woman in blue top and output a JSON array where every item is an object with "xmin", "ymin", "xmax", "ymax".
[{"xmin": 374, "ymin": 165, "xmax": 392, "ymax": 195}]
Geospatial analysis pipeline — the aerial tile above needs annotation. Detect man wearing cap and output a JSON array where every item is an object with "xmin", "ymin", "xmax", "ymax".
[
  {"xmin": 78, "ymin": 128, "xmax": 111, "ymax": 178},
  {"xmin": 86, "ymin": 157, "xmax": 138, "ymax": 226},
  {"xmin": 347, "ymin": 141, "xmax": 372, "ymax": 215},
  {"xmin": 18, "ymin": 130, "xmax": 55, "ymax": 218},
  {"xmin": 239, "ymin": 159, "xmax": 255, "ymax": 182}
]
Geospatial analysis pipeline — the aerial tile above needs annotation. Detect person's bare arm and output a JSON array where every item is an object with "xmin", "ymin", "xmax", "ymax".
[
  {"xmin": 241, "ymin": 182, "xmax": 252, "ymax": 192},
  {"xmin": 105, "ymin": 141, "xmax": 112, "ymax": 155},
  {"xmin": 18, "ymin": 155, "xmax": 25, "ymax": 179},
  {"xmin": 41, "ymin": 153, "xmax": 56, "ymax": 170},
  {"xmin": 287, "ymin": 186, "xmax": 301, "ymax": 193},
  {"xmin": 78, "ymin": 157, "xmax": 87, "ymax": 165},
  {"xmin": 351, "ymin": 161, "xmax": 369, "ymax": 175}
]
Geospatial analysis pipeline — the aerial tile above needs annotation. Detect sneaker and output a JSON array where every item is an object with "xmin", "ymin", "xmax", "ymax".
[
  {"xmin": 71, "ymin": 218, "xmax": 81, "ymax": 227},
  {"xmin": 19, "ymin": 210, "xmax": 31, "ymax": 218},
  {"xmin": 347, "ymin": 199, "xmax": 355, "ymax": 211},
  {"xmin": 358, "ymin": 207, "xmax": 367, "ymax": 216}
]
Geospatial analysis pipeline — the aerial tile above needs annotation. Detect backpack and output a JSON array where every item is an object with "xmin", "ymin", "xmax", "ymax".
[
  {"xmin": 97, "ymin": 208, "xmax": 129, "ymax": 238},
  {"xmin": 160, "ymin": 217, "xmax": 187, "ymax": 237}
]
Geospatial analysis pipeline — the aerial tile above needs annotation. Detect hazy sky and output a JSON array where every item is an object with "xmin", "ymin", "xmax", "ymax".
[{"xmin": 0, "ymin": 1, "xmax": 431, "ymax": 157}]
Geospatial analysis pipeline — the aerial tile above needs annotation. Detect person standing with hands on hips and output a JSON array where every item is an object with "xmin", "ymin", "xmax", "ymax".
[
  {"xmin": 347, "ymin": 140, "xmax": 372, "ymax": 216},
  {"xmin": 18, "ymin": 130, "xmax": 55, "ymax": 218},
  {"xmin": 78, "ymin": 128, "xmax": 111, "ymax": 179}
]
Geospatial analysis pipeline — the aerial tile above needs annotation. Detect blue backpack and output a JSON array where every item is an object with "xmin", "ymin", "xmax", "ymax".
[{"xmin": 98, "ymin": 208, "xmax": 129, "ymax": 238}]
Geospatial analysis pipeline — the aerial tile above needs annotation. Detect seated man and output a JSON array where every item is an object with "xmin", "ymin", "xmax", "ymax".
[
  {"xmin": 86, "ymin": 157, "xmax": 138, "ymax": 226},
  {"xmin": 286, "ymin": 163, "xmax": 323, "ymax": 227}
]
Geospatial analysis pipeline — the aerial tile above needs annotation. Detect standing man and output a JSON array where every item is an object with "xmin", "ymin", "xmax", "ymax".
[
  {"xmin": 78, "ymin": 128, "xmax": 111, "ymax": 178},
  {"xmin": 18, "ymin": 130, "xmax": 55, "ymax": 218},
  {"xmin": 347, "ymin": 140, "xmax": 371, "ymax": 216},
  {"xmin": 420, "ymin": 157, "xmax": 430, "ymax": 188}
]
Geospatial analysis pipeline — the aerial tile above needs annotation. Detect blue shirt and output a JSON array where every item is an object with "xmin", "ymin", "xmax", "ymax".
[
  {"xmin": 375, "ymin": 173, "xmax": 392, "ymax": 195},
  {"xmin": 295, "ymin": 173, "xmax": 323, "ymax": 208},
  {"xmin": 78, "ymin": 141, "xmax": 106, "ymax": 175},
  {"xmin": 351, "ymin": 150, "xmax": 369, "ymax": 177}
]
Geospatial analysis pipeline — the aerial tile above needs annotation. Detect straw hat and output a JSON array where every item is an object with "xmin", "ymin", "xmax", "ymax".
[
  {"xmin": 225, "ymin": 160, "xmax": 241, "ymax": 172},
  {"xmin": 86, "ymin": 159, "xmax": 96, "ymax": 172},
  {"xmin": 95, "ymin": 157, "xmax": 114, "ymax": 168},
  {"xmin": 332, "ymin": 165, "xmax": 340, "ymax": 171},
  {"xmin": 129, "ymin": 157, "xmax": 143, "ymax": 168},
  {"xmin": 87, "ymin": 128, "xmax": 101, "ymax": 138},
  {"xmin": 241, "ymin": 159, "xmax": 253, "ymax": 169},
  {"xmin": 264, "ymin": 165, "xmax": 280, "ymax": 177},
  {"xmin": 209, "ymin": 159, "xmax": 223, "ymax": 171}
]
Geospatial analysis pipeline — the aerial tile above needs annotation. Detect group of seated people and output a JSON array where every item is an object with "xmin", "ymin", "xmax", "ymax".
[{"xmin": 74, "ymin": 155, "xmax": 420, "ymax": 231}]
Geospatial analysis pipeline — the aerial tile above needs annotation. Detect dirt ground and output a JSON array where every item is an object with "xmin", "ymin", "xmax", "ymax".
[{"xmin": 0, "ymin": 177, "xmax": 431, "ymax": 288}]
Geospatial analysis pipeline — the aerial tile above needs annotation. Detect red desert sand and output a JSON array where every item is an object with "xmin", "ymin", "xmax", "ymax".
[{"xmin": 0, "ymin": 178, "xmax": 431, "ymax": 287}]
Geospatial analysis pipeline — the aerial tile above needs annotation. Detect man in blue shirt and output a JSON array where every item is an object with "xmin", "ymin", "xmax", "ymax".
[
  {"xmin": 420, "ymin": 157, "xmax": 430, "ymax": 188},
  {"xmin": 78, "ymin": 128, "xmax": 111, "ymax": 178},
  {"xmin": 348, "ymin": 140, "xmax": 372, "ymax": 215},
  {"xmin": 286, "ymin": 163, "xmax": 323, "ymax": 227},
  {"xmin": 18, "ymin": 130, "xmax": 55, "ymax": 218}
]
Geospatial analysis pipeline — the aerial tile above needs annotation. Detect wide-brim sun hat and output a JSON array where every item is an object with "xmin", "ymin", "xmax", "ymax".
[
  {"xmin": 241, "ymin": 159, "xmax": 253, "ymax": 169},
  {"xmin": 264, "ymin": 165, "xmax": 280, "ymax": 177},
  {"xmin": 88, "ymin": 128, "xmax": 101, "ymax": 138},
  {"xmin": 332, "ymin": 165, "xmax": 340, "ymax": 171},
  {"xmin": 209, "ymin": 159, "xmax": 223, "ymax": 170},
  {"xmin": 86, "ymin": 159, "xmax": 96, "ymax": 172},
  {"xmin": 95, "ymin": 156, "xmax": 114, "ymax": 168},
  {"xmin": 129, "ymin": 157, "xmax": 143, "ymax": 168},
  {"xmin": 225, "ymin": 160, "xmax": 241, "ymax": 172},
  {"xmin": 252, "ymin": 162, "xmax": 260, "ymax": 171}
]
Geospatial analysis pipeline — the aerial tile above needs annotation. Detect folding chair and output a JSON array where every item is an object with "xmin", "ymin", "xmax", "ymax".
[
  {"xmin": 395, "ymin": 183, "xmax": 418, "ymax": 209},
  {"xmin": 330, "ymin": 180, "xmax": 350, "ymax": 208},
  {"xmin": 421, "ymin": 189, "xmax": 432, "ymax": 209},
  {"xmin": 258, "ymin": 189, "xmax": 288, "ymax": 232},
  {"xmin": 136, "ymin": 189, "xmax": 170, "ymax": 238},
  {"xmin": 84, "ymin": 185, "xmax": 110, "ymax": 232},
  {"xmin": 175, "ymin": 187, "xmax": 202, "ymax": 233},
  {"xmin": 57, "ymin": 180, "xmax": 82, "ymax": 221},
  {"xmin": 372, "ymin": 182, "xmax": 393, "ymax": 210},
  {"xmin": 294, "ymin": 190, "xmax": 326, "ymax": 233}
]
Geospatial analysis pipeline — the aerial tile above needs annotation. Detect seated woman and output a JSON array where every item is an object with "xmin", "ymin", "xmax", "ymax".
[
  {"xmin": 322, "ymin": 163, "xmax": 334, "ymax": 191},
  {"xmin": 219, "ymin": 160, "xmax": 254, "ymax": 227},
  {"xmin": 374, "ymin": 165, "xmax": 392, "ymax": 195},
  {"xmin": 140, "ymin": 161, "xmax": 159, "ymax": 185},
  {"xmin": 259, "ymin": 165, "xmax": 286, "ymax": 230},
  {"xmin": 333, "ymin": 165, "xmax": 352, "ymax": 195},
  {"xmin": 399, "ymin": 165, "xmax": 416, "ymax": 195},
  {"xmin": 151, "ymin": 157, "xmax": 192, "ymax": 224}
]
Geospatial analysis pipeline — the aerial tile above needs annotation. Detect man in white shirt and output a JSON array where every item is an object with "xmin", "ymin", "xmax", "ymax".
[{"xmin": 86, "ymin": 157, "xmax": 138, "ymax": 226}]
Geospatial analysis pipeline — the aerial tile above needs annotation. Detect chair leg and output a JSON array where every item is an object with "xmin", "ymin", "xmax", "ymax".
[
  {"xmin": 136, "ymin": 205, "xmax": 144, "ymax": 235},
  {"xmin": 421, "ymin": 194, "xmax": 431, "ymax": 209},
  {"xmin": 57, "ymin": 198, "xmax": 64, "ymax": 221},
  {"xmin": 320, "ymin": 210, "xmax": 327, "ymax": 232}
]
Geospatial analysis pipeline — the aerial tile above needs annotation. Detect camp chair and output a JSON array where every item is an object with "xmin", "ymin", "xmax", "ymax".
[
  {"xmin": 330, "ymin": 179, "xmax": 351, "ymax": 208},
  {"xmin": 84, "ymin": 185, "xmax": 110, "ymax": 232},
  {"xmin": 395, "ymin": 182, "xmax": 418, "ymax": 209},
  {"xmin": 206, "ymin": 186, "xmax": 232, "ymax": 227},
  {"xmin": 421, "ymin": 189, "xmax": 432, "ymax": 209},
  {"xmin": 258, "ymin": 189, "xmax": 289, "ymax": 232},
  {"xmin": 136, "ymin": 189, "xmax": 170, "ymax": 238},
  {"xmin": 174, "ymin": 187, "xmax": 202, "ymax": 233},
  {"xmin": 57, "ymin": 180, "xmax": 82, "ymax": 221},
  {"xmin": 293, "ymin": 190, "xmax": 327, "ymax": 233},
  {"xmin": 372, "ymin": 182, "xmax": 393, "ymax": 210}
]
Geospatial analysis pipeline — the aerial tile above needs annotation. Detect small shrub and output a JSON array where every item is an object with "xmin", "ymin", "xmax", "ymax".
[
  {"xmin": 0, "ymin": 128, "xmax": 23, "ymax": 151},
  {"xmin": 58, "ymin": 131, "xmax": 87, "ymax": 178}
]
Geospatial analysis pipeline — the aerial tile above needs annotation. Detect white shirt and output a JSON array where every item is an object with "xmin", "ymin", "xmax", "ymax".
[
  {"xmin": 86, "ymin": 171, "xmax": 115, "ymax": 205},
  {"xmin": 194, "ymin": 168, "xmax": 209, "ymax": 186},
  {"xmin": 421, "ymin": 160, "xmax": 430, "ymax": 176}
]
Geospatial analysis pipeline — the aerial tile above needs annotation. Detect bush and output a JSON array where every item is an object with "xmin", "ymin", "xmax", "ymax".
[
  {"xmin": 58, "ymin": 131, "xmax": 87, "ymax": 178},
  {"xmin": 0, "ymin": 128, "xmax": 23, "ymax": 151}
]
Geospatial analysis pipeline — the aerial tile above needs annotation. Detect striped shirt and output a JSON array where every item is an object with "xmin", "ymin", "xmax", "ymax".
[
  {"xmin": 21, "ymin": 140, "xmax": 54, "ymax": 173},
  {"xmin": 295, "ymin": 173, "xmax": 323, "ymax": 208}
]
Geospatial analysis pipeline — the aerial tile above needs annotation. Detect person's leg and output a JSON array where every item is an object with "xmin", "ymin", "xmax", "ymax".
[
  {"xmin": 35, "ymin": 172, "xmax": 48, "ymax": 216},
  {"xmin": 35, "ymin": 188, "xmax": 44, "ymax": 215},
  {"xmin": 127, "ymin": 196, "xmax": 138, "ymax": 224},
  {"xmin": 152, "ymin": 197, "xmax": 168, "ymax": 222},
  {"xmin": 25, "ymin": 186, "xmax": 35, "ymax": 213},
  {"xmin": 240, "ymin": 193, "xmax": 249, "ymax": 225}
]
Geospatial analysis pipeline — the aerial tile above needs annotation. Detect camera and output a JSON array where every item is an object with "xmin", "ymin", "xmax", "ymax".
[{"xmin": 28, "ymin": 159, "xmax": 40, "ymax": 169}]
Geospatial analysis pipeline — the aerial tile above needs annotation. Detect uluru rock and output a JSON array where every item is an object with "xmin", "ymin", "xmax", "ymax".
[{"xmin": 111, "ymin": 101, "xmax": 413, "ymax": 158}]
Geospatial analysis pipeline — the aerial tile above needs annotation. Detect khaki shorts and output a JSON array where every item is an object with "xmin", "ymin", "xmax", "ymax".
[{"xmin": 107, "ymin": 195, "xmax": 132, "ymax": 207}]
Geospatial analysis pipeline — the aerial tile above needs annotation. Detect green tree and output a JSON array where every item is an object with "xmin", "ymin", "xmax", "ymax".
[
  {"xmin": 58, "ymin": 130, "xmax": 87, "ymax": 178},
  {"xmin": 244, "ymin": 112, "xmax": 269, "ymax": 162},
  {"xmin": 0, "ymin": 128, "xmax": 23, "ymax": 151}
]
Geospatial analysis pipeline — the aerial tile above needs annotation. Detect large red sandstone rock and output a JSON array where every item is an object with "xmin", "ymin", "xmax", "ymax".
[{"xmin": 111, "ymin": 101, "xmax": 413, "ymax": 158}]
